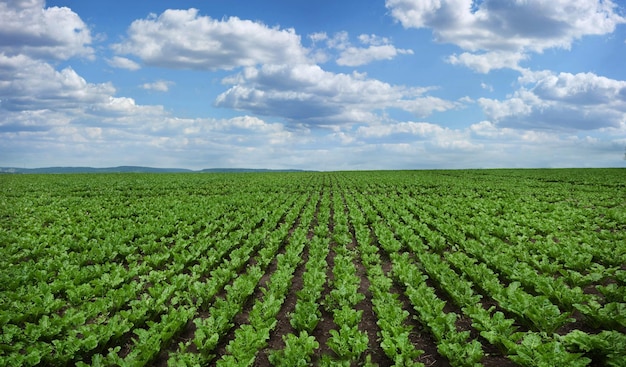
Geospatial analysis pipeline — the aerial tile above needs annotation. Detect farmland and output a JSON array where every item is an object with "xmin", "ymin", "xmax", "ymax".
[{"xmin": 1, "ymin": 169, "xmax": 625, "ymax": 366}]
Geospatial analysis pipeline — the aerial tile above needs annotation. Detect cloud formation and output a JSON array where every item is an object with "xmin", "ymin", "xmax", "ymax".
[
  {"xmin": 356, "ymin": 121, "xmax": 482, "ymax": 152},
  {"xmin": 215, "ymin": 63, "xmax": 458, "ymax": 125},
  {"xmin": 386, "ymin": 0, "xmax": 625, "ymax": 71},
  {"xmin": 311, "ymin": 32, "xmax": 413, "ymax": 66},
  {"xmin": 479, "ymin": 71, "xmax": 626, "ymax": 130},
  {"xmin": 0, "ymin": 0, "xmax": 93, "ymax": 60},
  {"xmin": 0, "ymin": 53, "xmax": 166, "ymax": 135},
  {"xmin": 107, "ymin": 56, "xmax": 141, "ymax": 71},
  {"xmin": 113, "ymin": 9, "xmax": 310, "ymax": 70},
  {"xmin": 336, "ymin": 34, "xmax": 414, "ymax": 66},
  {"xmin": 0, "ymin": 54, "xmax": 114, "ymax": 113},
  {"xmin": 447, "ymin": 51, "xmax": 528, "ymax": 73},
  {"xmin": 1, "ymin": 1, "xmax": 624, "ymax": 170}
]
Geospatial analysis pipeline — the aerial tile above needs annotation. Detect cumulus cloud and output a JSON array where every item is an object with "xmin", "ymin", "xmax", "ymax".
[
  {"xmin": 107, "ymin": 56, "xmax": 141, "ymax": 71},
  {"xmin": 0, "ymin": 0, "xmax": 93, "ymax": 60},
  {"xmin": 112, "ymin": 9, "xmax": 310, "ymax": 70},
  {"xmin": 478, "ymin": 71, "xmax": 626, "ymax": 130},
  {"xmin": 0, "ymin": 54, "xmax": 114, "ymax": 113},
  {"xmin": 386, "ymin": 0, "xmax": 625, "ymax": 71},
  {"xmin": 2, "ymin": 1, "xmax": 623, "ymax": 170},
  {"xmin": 215, "ymin": 63, "xmax": 458, "ymax": 125},
  {"xmin": 0, "ymin": 38, "xmax": 302, "ymax": 166},
  {"xmin": 3, "ymin": 97, "xmax": 624, "ymax": 169},
  {"xmin": 0, "ymin": 54, "xmax": 166, "ymax": 133}
]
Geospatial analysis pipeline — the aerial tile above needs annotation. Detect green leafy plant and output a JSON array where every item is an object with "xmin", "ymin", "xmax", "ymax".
[
  {"xmin": 561, "ymin": 330, "xmax": 626, "ymax": 367},
  {"xmin": 290, "ymin": 300, "xmax": 321, "ymax": 332},
  {"xmin": 509, "ymin": 332, "xmax": 590, "ymax": 367},
  {"xmin": 268, "ymin": 331, "xmax": 319, "ymax": 367},
  {"xmin": 327, "ymin": 324, "xmax": 369, "ymax": 361}
]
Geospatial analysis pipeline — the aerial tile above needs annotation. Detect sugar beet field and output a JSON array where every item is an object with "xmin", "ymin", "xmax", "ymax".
[{"xmin": 1, "ymin": 169, "xmax": 625, "ymax": 367}]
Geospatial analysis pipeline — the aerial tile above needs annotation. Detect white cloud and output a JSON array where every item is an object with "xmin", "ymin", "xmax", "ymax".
[
  {"xmin": 386, "ymin": 0, "xmax": 626, "ymax": 71},
  {"xmin": 358, "ymin": 34, "xmax": 390, "ymax": 46},
  {"xmin": 215, "ymin": 63, "xmax": 458, "ymax": 125},
  {"xmin": 325, "ymin": 31, "xmax": 351, "ymax": 50},
  {"xmin": 3, "ymin": 98, "xmax": 624, "ymax": 169},
  {"xmin": 470, "ymin": 120, "xmax": 626, "ymax": 167},
  {"xmin": 141, "ymin": 80, "xmax": 173, "ymax": 92},
  {"xmin": 321, "ymin": 32, "xmax": 413, "ymax": 66},
  {"xmin": 357, "ymin": 121, "xmax": 446, "ymax": 138},
  {"xmin": 396, "ymin": 96, "xmax": 460, "ymax": 116},
  {"xmin": 356, "ymin": 121, "xmax": 483, "ymax": 152},
  {"xmin": 0, "ymin": 54, "xmax": 168, "ymax": 134},
  {"xmin": 107, "ymin": 56, "xmax": 141, "ymax": 71},
  {"xmin": 2, "ymin": 1, "xmax": 624, "ymax": 170},
  {"xmin": 337, "ymin": 44, "xmax": 413, "ymax": 67},
  {"xmin": 533, "ymin": 72, "xmax": 626, "ymax": 104},
  {"xmin": 0, "ymin": 54, "xmax": 114, "ymax": 113},
  {"xmin": 0, "ymin": 111, "xmax": 307, "ymax": 169},
  {"xmin": 90, "ymin": 96, "xmax": 165, "ymax": 118},
  {"xmin": 113, "ymin": 9, "xmax": 310, "ymax": 70},
  {"xmin": 340, "ymin": 120, "xmax": 625, "ymax": 168},
  {"xmin": 0, "ymin": 0, "xmax": 93, "ymax": 60},
  {"xmin": 0, "ymin": 49, "xmax": 308, "ymax": 168},
  {"xmin": 447, "ymin": 51, "xmax": 527, "ymax": 73},
  {"xmin": 478, "ymin": 71, "xmax": 626, "ymax": 130}
]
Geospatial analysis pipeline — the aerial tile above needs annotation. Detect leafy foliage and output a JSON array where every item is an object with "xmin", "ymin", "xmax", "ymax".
[{"xmin": 0, "ymin": 169, "xmax": 624, "ymax": 366}]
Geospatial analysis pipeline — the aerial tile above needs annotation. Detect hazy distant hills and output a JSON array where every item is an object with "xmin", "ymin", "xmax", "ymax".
[
  {"xmin": 0, "ymin": 166, "xmax": 307, "ymax": 174},
  {"xmin": 199, "ymin": 168, "xmax": 306, "ymax": 173}
]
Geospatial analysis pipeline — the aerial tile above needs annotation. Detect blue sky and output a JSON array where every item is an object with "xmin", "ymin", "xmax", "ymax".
[{"xmin": 1, "ymin": 0, "xmax": 626, "ymax": 170}]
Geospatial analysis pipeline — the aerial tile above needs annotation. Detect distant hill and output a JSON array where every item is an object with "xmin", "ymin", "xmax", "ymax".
[
  {"xmin": 0, "ymin": 166, "xmax": 194, "ymax": 174},
  {"xmin": 0, "ymin": 166, "xmax": 307, "ymax": 174},
  {"xmin": 199, "ymin": 168, "xmax": 306, "ymax": 173}
]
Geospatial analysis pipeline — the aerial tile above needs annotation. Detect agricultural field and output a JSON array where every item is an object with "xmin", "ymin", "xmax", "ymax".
[{"xmin": 1, "ymin": 169, "xmax": 625, "ymax": 367}]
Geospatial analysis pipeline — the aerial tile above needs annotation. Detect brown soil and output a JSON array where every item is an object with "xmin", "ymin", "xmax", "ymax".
[
  {"xmin": 309, "ymin": 246, "xmax": 337, "ymax": 363},
  {"xmin": 256, "ymin": 240, "xmax": 310, "ymax": 365}
]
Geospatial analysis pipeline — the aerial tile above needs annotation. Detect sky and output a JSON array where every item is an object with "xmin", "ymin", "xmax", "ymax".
[{"xmin": 1, "ymin": 0, "xmax": 626, "ymax": 170}]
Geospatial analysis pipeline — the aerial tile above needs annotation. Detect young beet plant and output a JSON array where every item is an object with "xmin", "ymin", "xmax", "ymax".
[
  {"xmin": 268, "ymin": 331, "xmax": 319, "ymax": 367},
  {"xmin": 327, "ymin": 323, "xmax": 369, "ymax": 362},
  {"xmin": 290, "ymin": 300, "xmax": 321, "ymax": 332}
]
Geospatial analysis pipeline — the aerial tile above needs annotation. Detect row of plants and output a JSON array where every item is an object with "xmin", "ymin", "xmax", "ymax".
[
  {"xmin": 216, "ymin": 193, "xmax": 318, "ymax": 366},
  {"xmin": 267, "ymin": 188, "xmax": 333, "ymax": 367},
  {"xmin": 1, "ymin": 169, "xmax": 624, "ymax": 366},
  {"xmin": 168, "ymin": 193, "xmax": 312, "ymax": 366},
  {"xmin": 319, "ymin": 184, "xmax": 369, "ymax": 365},
  {"xmin": 393, "ymin": 189, "xmax": 626, "ymax": 334},
  {"xmin": 373, "ymin": 223, "xmax": 485, "ymax": 366},
  {"xmin": 1, "ymin": 174, "xmax": 307, "ymax": 366},
  {"xmin": 351, "ymin": 178, "xmax": 604, "ymax": 366},
  {"xmin": 344, "ymin": 188, "xmax": 425, "ymax": 366}
]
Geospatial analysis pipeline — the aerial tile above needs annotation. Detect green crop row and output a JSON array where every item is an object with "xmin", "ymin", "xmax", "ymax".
[{"xmin": 0, "ymin": 169, "xmax": 624, "ymax": 366}]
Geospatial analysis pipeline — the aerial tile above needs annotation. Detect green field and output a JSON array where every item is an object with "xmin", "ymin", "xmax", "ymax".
[{"xmin": 1, "ymin": 169, "xmax": 625, "ymax": 366}]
